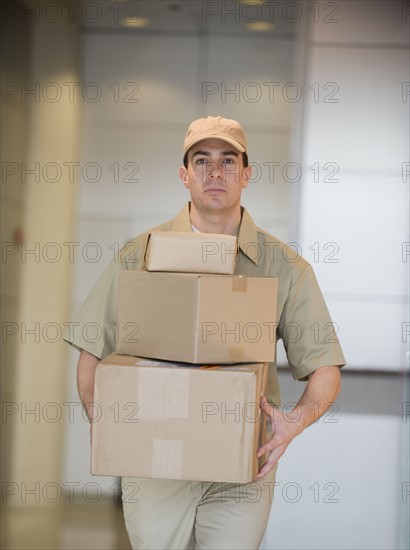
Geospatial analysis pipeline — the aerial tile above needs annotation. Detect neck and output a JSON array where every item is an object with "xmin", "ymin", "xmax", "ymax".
[{"xmin": 189, "ymin": 204, "xmax": 241, "ymax": 236}]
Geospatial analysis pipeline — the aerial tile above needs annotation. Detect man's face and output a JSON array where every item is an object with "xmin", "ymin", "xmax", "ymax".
[{"xmin": 179, "ymin": 138, "xmax": 251, "ymax": 215}]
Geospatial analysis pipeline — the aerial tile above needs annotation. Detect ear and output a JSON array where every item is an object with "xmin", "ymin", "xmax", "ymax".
[
  {"xmin": 179, "ymin": 166, "xmax": 190, "ymax": 189},
  {"xmin": 242, "ymin": 165, "xmax": 251, "ymax": 188}
]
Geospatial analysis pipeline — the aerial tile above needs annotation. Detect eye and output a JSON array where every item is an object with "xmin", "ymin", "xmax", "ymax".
[
  {"xmin": 222, "ymin": 158, "xmax": 236, "ymax": 164},
  {"xmin": 195, "ymin": 158, "xmax": 208, "ymax": 165}
]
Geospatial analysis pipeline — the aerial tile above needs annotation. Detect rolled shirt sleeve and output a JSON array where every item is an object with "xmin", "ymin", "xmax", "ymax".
[
  {"xmin": 278, "ymin": 265, "xmax": 346, "ymax": 381},
  {"xmin": 64, "ymin": 259, "xmax": 120, "ymax": 360}
]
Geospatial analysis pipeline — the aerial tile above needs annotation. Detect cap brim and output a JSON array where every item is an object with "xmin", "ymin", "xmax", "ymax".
[{"xmin": 184, "ymin": 134, "xmax": 246, "ymax": 156}]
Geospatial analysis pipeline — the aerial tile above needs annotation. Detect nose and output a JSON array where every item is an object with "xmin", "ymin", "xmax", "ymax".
[{"xmin": 208, "ymin": 162, "xmax": 222, "ymax": 179}]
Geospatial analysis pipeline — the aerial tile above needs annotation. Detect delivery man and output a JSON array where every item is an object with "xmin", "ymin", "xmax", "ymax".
[{"xmin": 65, "ymin": 116, "xmax": 345, "ymax": 550}]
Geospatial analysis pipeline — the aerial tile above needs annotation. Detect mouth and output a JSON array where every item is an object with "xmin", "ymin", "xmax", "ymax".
[{"xmin": 204, "ymin": 187, "xmax": 226, "ymax": 193}]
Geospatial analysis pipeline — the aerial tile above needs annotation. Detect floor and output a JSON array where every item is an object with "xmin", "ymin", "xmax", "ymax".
[{"xmin": 1, "ymin": 499, "xmax": 131, "ymax": 550}]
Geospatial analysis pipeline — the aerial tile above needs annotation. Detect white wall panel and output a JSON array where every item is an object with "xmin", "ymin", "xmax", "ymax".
[
  {"xmin": 310, "ymin": 1, "xmax": 408, "ymax": 46},
  {"xmin": 298, "ymin": 174, "xmax": 408, "ymax": 297},
  {"xmin": 241, "ymin": 131, "xmax": 290, "ymax": 229},
  {"xmin": 125, "ymin": 212, "xmax": 184, "ymax": 243},
  {"xmin": 79, "ymin": 125, "xmax": 187, "ymax": 217},
  {"xmin": 262, "ymin": 413, "xmax": 403, "ymax": 550},
  {"xmin": 303, "ymin": 47, "xmax": 408, "ymax": 172},
  {"xmin": 323, "ymin": 299, "xmax": 407, "ymax": 370},
  {"xmin": 296, "ymin": 6, "xmax": 409, "ymax": 371},
  {"xmin": 71, "ymin": 218, "xmax": 128, "ymax": 304},
  {"xmin": 206, "ymin": 37, "xmax": 295, "ymax": 128},
  {"xmin": 82, "ymin": 34, "xmax": 199, "ymax": 125}
]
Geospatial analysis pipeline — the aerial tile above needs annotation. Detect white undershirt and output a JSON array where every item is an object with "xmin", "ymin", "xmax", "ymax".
[{"xmin": 191, "ymin": 224, "xmax": 239, "ymax": 237}]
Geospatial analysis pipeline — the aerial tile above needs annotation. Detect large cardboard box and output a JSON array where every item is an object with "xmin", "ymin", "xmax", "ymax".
[
  {"xmin": 145, "ymin": 231, "xmax": 238, "ymax": 274},
  {"xmin": 91, "ymin": 354, "xmax": 268, "ymax": 483},
  {"xmin": 117, "ymin": 271, "xmax": 278, "ymax": 363}
]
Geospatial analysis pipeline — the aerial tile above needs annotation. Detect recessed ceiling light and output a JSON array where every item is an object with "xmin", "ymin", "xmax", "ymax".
[
  {"xmin": 122, "ymin": 17, "xmax": 150, "ymax": 27},
  {"xmin": 246, "ymin": 21, "xmax": 275, "ymax": 32}
]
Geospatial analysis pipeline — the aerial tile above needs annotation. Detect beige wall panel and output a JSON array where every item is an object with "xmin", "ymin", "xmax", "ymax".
[
  {"xmin": 9, "ymin": 12, "xmax": 81, "ymax": 502},
  {"xmin": 1, "ymin": 199, "xmax": 23, "ymax": 300},
  {"xmin": 1, "ymin": 102, "xmax": 29, "ymax": 204}
]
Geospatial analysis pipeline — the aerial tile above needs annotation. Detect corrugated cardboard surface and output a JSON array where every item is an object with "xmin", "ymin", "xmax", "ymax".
[
  {"xmin": 91, "ymin": 354, "xmax": 268, "ymax": 483},
  {"xmin": 145, "ymin": 231, "xmax": 238, "ymax": 274},
  {"xmin": 117, "ymin": 271, "xmax": 278, "ymax": 363}
]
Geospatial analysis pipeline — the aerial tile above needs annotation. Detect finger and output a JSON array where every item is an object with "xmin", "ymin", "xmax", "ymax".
[
  {"xmin": 257, "ymin": 439, "xmax": 274, "ymax": 458},
  {"xmin": 256, "ymin": 454, "xmax": 278, "ymax": 479},
  {"xmin": 260, "ymin": 395, "xmax": 274, "ymax": 417}
]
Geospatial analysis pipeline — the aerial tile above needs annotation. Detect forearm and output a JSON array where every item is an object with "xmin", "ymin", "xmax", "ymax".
[
  {"xmin": 257, "ymin": 365, "xmax": 341, "ymax": 478},
  {"xmin": 288, "ymin": 365, "xmax": 341, "ymax": 437},
  {"xmin": 77, "ymin": 349, "xmax": 100, "ymax": 422}
]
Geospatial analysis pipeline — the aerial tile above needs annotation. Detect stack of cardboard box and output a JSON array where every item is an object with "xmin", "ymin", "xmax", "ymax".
[{"xmin": 92, "ymin": 232, "xmax": 278, "ymax": 483}]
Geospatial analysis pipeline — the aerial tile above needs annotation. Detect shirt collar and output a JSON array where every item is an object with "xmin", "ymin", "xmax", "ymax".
[
  {"xmin": 237, "ymin": 207, "xmax": 260, "ymax": 265},
  {"xmin": 170, "ymin": 203, "xmax": 193, "ymax": 232},
  {"xmin": 171, "ymin": 202, "xmax": 260, "ymax": 265}
]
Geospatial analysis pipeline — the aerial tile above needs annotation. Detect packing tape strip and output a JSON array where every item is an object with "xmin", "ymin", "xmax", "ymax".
[
  {"xmin": 151, "ymin": 439, "xmax": 183, "ymax": 479},
  {"xmin": 229, "ymin": 347, "xmax": 244, "ymax": 362},
  {"xmin": 138, "ymin": 367, "xmax": 189, "ymax": 420},
  {"xmin": 232, "ymin": 277, "xmax": 247, "ymax": 292}
]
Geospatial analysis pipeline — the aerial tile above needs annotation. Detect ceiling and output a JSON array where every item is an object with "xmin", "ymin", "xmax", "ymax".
[{"xmin": 82, "ymin": 0, "xmax": 297, "ymax": 38}]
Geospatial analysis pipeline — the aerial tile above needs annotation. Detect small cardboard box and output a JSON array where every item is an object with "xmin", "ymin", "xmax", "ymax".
[
  {"xmin": 145, "ymin": 231, "xmax": 238, "ymax": 275},
  {"xmin": 91, "ymin": 353, "xmax": 268, "ymax": 483},
  {"xmin": 117, "ymin": 271, "xmax": 278, "ymax": 364}
]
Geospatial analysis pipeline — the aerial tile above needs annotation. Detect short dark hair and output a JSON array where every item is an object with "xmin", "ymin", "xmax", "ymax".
[{"xmin": 183, "ymin": 152, "xmax": 249, "ymax": 169}]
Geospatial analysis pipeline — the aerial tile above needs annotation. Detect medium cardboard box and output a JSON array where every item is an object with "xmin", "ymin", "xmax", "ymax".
[
  {"xmin": 91, "ymin": 353, "xmax": 268, "ymax": 483},
  {"xmin": 145, "ymin": 231, "xmax": 238, "ymax": 275},
  {"xmin": 117, "ymin": 271, "xmax": 278, "ymax": 363}
]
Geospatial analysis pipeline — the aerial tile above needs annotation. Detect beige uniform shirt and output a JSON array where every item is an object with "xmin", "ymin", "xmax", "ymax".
[{"xmin": 65, "ymin": 203, "xmax": 345, "ymax": 406}]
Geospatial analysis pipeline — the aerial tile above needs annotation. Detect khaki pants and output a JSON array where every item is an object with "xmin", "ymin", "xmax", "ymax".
[{"xmin": 121, "ymin": 466, "xmax": 277, "ymax": 550}]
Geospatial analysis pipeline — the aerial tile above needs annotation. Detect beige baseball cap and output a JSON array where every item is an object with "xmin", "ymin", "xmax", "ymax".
[{"xmin": 183, "ymin": 116, "xmax": 247, "ymax": 158}]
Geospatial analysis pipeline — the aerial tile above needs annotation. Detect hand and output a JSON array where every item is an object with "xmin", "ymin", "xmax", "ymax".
[{"xmin": 256, "ymin": 396, "xmax": 299, "ymax": 479}]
